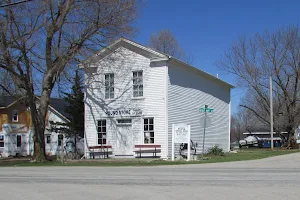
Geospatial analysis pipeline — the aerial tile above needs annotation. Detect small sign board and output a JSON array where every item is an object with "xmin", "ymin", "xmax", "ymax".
[
  {"xmin": 174, "ymin": 124, "xmax": 190, "ymax": 143},
  {"xmin": 199, "ymin": 108, "xmax": 213, "ymax": 113},
  {"xmin": 172, "ymin": 123, "xmax": 191, "ymax": 161}
]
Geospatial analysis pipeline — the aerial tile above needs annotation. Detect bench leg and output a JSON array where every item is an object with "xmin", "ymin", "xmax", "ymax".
[{"xmin": 140, "ymin": 148, "xmax": 141, "ymax": 158}]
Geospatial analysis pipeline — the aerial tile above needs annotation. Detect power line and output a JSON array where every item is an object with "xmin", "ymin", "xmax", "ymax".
[{"xmin": 0, "ymin": 0, "xmax": 33, "ymax": 8}]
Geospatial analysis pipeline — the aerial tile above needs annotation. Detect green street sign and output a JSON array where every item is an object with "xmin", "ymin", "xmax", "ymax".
[{"xmin": 199, "ymin": 108, "xmax": 213, "ymax": 113}]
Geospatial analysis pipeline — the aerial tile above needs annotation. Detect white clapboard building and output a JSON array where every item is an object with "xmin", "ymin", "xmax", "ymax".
[{"xmin": 81, "ymin": 38, "xmax": 233, "ymax": 159}]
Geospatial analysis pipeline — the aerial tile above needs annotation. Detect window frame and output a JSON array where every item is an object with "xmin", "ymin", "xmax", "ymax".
[
  {"xmin": 46, "ymin": 135, "xmax": 51, "ymax": 144},
  {"xmin": 97, "ymin": 120, "xmax": 107, "ymax": 145},
  {"xmin": 16, "ymin": 135, "xmax": 22, "ymax": 147},
  {"xmin": 143, "ymin": 117, "xmax": 154, "ymax": 144},
  {"xmin": 132, "ymin": 71, "xmax": 143, "ymax": 98},
  {"xmin": 104, "ymin": 73, "xmax": 114, "ymax": 99},
  {"xmin": 0, "ymin": 135, "xmax": 4, "ymax": 148},
  {"xmin": 58, "ymin": 134, "xmax": 63, "ymax": 147},
  {"xmin": 12, "ymin": 109, "xmax": 18, "ymax": 122},
  {"xmin": 116, "ymin": 118, "xmax": 132, "ymax": 126}
]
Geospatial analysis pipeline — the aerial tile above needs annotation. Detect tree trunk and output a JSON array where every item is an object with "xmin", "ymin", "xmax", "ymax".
[
  {"xmin": 27, "ymin": 76, "xmax": 53, "ymax": 161},
  {"xmin": 27, "ymin": 95, "xmax": 47, "ymax": 161},
  {"xmin": 286, "ymin": 124, "xmax": 298, "ymax": 149}
]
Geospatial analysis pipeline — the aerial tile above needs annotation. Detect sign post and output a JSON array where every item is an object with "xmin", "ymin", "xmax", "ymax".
[
  {"xmin": 199, "ymin": 105, "xmax": 213, "ymax": 160},
  {"xmin": 172, "ymin": 123, "xmax": 191, "ymax": 161}
]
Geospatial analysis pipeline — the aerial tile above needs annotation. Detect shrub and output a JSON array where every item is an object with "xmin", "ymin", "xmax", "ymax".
[{"xmin": 207, "ymin": 145, "xmax": 225, "ymax": 156}]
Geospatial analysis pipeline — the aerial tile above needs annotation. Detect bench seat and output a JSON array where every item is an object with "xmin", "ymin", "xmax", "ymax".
[
  {"xmin": 134, "ymin": 144, "xmax": 161, "ymax": 158},
  {"xmin": 88, "ymin": 145, "xmax": 112, "ymax": 159}
]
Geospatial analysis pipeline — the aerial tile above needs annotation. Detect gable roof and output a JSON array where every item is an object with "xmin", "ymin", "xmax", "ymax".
[
  {"xmin": 80, "ymin": 37, "xmax": 167, "ymax": 66},
  {"xmin": 79, "ymin": 37, "xmax": 234, "ymax": 88},
  {"xmin": 0, "ymin": 95, "xmax": 70, "ymax": 121},
  {"xmin": 48, "ymin": 98, "xmax": 71, "ymax": 121},
  {"xmin": 0, "ymin": 95, "xmax": 21, "ymax": 108}
]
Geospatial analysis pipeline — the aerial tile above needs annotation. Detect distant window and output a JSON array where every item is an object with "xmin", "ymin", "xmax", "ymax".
[
  {"xmin": 12, "ymin": 110, "xmax": 18, "ymax": 122},
  {"xmin": 105, "ymin": 73, "xmax": 114, "ymax": 99},
  {"xmin": 46, "ymin": 135, "xmax": 51, "ymax": 144},
  {"xmin": 133, "ymin": 71, "xmax": 143, "ymax": 97},
  {"xmin": 58, "ymin": 135, "xmax": 63, "ymax": 146},
  {"xmin": 0, "ymin": 135, "xmax": 4, "ymax": 147},
  {"xmin": 17, "ymin": 135, "xmax": 21, "ymax": 147},
  {"xmin": 144, "ymin": 118, "xmax": 154, "ymax": 144},
  {"xmin": 97, "ymin": 120, "xmax": 107, "ymax": 144}
]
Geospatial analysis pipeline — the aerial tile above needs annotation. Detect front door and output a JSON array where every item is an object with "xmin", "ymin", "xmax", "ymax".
[{"xmin": 115, "ymin": 125, "xmax": 133, "ymax": 156}]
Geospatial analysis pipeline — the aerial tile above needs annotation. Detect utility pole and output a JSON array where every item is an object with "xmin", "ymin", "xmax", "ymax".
[{"xmin": 270, "ymin": 76, "xmax": 274, "ymax": 150}]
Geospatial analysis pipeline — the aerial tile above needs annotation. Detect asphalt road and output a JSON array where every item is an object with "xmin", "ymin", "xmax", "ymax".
[{"xmin": 1, "ymin": 153, "xmax": 300, "ymax": 200}]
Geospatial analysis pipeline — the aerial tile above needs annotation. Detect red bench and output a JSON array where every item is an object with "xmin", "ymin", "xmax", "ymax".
[
  {"xmin": 88, "ymin": 145, "xmax": 112, "ymax": 159},
  {"xmin": 134, "ymin": 144, "xmax": 161, "ymax": 158}
]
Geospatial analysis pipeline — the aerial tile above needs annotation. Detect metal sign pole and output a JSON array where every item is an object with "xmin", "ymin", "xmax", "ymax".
[{"xmin": 202, "ymin": 105, "xmax": 208, "ymax": 160}]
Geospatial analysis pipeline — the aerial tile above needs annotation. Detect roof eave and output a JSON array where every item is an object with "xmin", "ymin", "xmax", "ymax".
[
  {"xmin": 169, "ymin": 56, "xmax": 235, "ymax": 89},
  {"xmin": 78, "ymin": 37, "xmax": 167, "ymax": 69}
]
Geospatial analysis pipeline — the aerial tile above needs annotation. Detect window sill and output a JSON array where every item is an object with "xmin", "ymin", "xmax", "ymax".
[{"xmin": 131, "ymin": 97, "xmax": 145, "ymax": 100}]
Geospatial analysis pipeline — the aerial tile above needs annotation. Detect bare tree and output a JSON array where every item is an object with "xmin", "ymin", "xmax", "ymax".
[
  {"xmin": 0, "ymin": 0, "xmax": 139, "ymax": 161},
  {"xmin": 231, "ymin": 107, "xmax": 258, "ymax": 142},
  {"xmin": 148, "ymin": 29, "xmax": 192, "ymax": 63},
  {"xmin": 218, "ymin": 25, "xmax": 300, "ymax": 147}
]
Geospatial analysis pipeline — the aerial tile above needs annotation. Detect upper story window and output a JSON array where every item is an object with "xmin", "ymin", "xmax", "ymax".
[
  {"xmin": 133, "ymin": 71, "xmax": 143, "ymax": 97},
  {"xmin": 105, "ymin": 73, "xmax": 114, "ymax": 99},
  {"xmin": 12, "ymin": 110, "xmax": 18, "ymax": 122}
]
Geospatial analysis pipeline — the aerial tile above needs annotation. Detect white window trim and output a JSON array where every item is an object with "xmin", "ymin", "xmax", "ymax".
[
  {"xmin": 12, "ymin": 109, "xmax": 18, "ymax": 122},
  {"xmin": 0, "ymin": 135, "xmax": 4, "ymax": 148},
  {"xmin": 104, "ymin": 73, "xmax": 115, "ymax": 100},
  {"xmin": 16, "ymin": 135, "xmax": 22, "ymax": 147},
  {"xmin": 97, "ymin": 119, "xmax": 107, "ymax": 145},
  {"xmin": 116, "ymin": 118, "xmax": 132, "ymax": 126},
  {"xmin": 46, "ymin": 135, "xmax": 51, "ymax": 144},
  {"xmin": 132, "ymin": 70, "xmax": 144, "ymax": 98},
  {"xmin": 58, "ymin": 134, "xmax": 64, "ymax": 147},
  {"xmin": 142, "ymin": 116, "xmax": 155, "ymax": 144}
]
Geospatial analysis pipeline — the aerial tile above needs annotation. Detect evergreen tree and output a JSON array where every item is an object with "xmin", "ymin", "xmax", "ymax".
[
  {"xmin": 64, "ymin": 70, "xmax": 84, "ymax": 139},
  {"xmin": 49, "ymin": 70, "xmax": 84, "ymax": 156}
]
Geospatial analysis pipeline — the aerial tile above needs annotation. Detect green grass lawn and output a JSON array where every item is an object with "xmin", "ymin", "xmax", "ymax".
[{"xmin": 0, "ymin": 148, "xmax": 299, "ymax": 167}]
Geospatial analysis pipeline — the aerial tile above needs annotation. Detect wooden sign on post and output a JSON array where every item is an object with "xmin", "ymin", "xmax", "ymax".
[{"xmin": 172, "ymin": 123, "xmax": 191, "ymax": 161}]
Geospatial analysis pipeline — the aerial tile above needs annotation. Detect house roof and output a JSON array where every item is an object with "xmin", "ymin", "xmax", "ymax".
[
  {"xmin": 0, "ymin": 95, "xmax": 70, "ymax": 121},
  {"xmin": 0, "ymin": 96, "xmax": 20, "ymax": 108},
  {"xmin": 79, "ymin": 37, "xmax": 234, "ymax": 89},
  {"xmin": 48, "ymin": 98, "xmax": 70, "ymax": 120}
]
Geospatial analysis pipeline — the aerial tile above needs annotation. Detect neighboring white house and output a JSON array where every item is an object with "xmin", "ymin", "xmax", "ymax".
[
  {"xmin": 0, "ymin": 96, "xmax": 84, "ymax": 157},
  {"xmin": 81, "ymin": 37, "xmax": 233, "ymax": 159}
]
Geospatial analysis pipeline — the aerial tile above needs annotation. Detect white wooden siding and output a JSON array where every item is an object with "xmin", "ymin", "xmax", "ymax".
[
  {"xmin": 167, "ymin": 62, "xmax": 231, "ymax": 158},
  {"xmin": 84, "ymin": 47, "xmax": 167, "ymax": 158},
  {"xmin": 44, "ymin": 109, "xmax": 69, "ymax": 156},
  {"xmin": 0, "ymin": 108, "xmax": 68, "ymax": 157}
]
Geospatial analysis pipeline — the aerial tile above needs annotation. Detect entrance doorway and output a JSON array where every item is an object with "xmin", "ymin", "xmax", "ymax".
[{"xmin": 115, "ymin": 123, "xmax": 133, "ymax": 156}]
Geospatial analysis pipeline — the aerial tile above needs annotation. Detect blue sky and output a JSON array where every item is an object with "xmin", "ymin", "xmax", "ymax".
[{"xmin": 132, "ymin": 0, "xmax": 300, "ymax": 114}]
